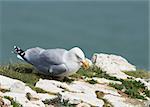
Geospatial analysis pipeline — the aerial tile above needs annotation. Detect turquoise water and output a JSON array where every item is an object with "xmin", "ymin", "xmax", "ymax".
[{"xmin": 0, "ymin": 1, "xmax": 149, "ymax": 70}]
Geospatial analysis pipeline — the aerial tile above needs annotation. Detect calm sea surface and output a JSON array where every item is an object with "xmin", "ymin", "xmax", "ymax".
[{"xmin": 0, "ymin": 1, "xmax": 149, "ymax": 70}]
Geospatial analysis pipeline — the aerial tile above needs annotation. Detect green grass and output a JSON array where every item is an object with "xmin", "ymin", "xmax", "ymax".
[
  {"xmin": 144, "ymin": 89, "xmax": 150, "ymax": 97},
  {"xmin": 0, "ymin": 63, "xmax": 150, "ymax": 101},
  {"xmin": 0, "ymin": 63, "xmax": 40, "ymax": 86},
  {"xmin": 109, "ymin": 83, "xmax": 124, "ymax": 90},
  {"xmin": 0, "ymin": 63, "xmax": 120, "ymax": 85},
  {"xmin": 43, "ymin": 94, "xmax": 76, "ymax": 107},
  {"xmin": 124, "ymin": 70, "xmax": 150, "ymax": 79},
  {"xmin": 72, "ymin": 67, "xmax": 120, "ymax": 81},
  {"xmin": 0, "ymin": 63, "xmax": 54, "ymax": 86},
  {"xmin": 109, "ymin": 79, "xmax": 148, "ymax": 100},
  {"xmin": 86, "ymin": 79, "xmax": 98, "ymax": 84}
]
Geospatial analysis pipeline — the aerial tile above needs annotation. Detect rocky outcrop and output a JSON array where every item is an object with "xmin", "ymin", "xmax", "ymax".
[
  {"xmin": 91, "ymin": 53, "xmax": 136, "ymax": 79},
  {"xmin": 0, "ymin": 74, "xmax": 148, "ymax": 107},
  {"xmin": 104, "ymin": 94, "xmax": 145, "ymax": 107},
  {"xmin": 0, "ymin": 53, "xmax": 149, "ymax": 107}
]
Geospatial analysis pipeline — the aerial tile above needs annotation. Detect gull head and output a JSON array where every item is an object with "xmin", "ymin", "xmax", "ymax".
[{"xmin": 69, "ymin": 47, "xmax": 90, "ymax": 69}]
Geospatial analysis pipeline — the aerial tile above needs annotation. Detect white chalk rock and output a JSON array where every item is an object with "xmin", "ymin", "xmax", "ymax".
[
  {"xmin": 42, "ymin": 80, "xmax": 71, "ymax": 91},
  {"xmin": 25, "ymin": 86, "xmax": 39, "ymax": 100},
  {"xmin": 25, "ymin": 86, "xmax": 37, "ymax": 94},
  {"xmin": 35, "ymin": 79, "xmax": 64, "ymax": 94},
  {"xmin": 69, "ymin": 81, "xmax": 97, "ymax": 97},
  {"xmin": 2, "ymin": 92, "xmax": 44, "ymax": 107},
  {"xmin": 92, "ymin": 77, "xmax": 122, "ymax": 85},
  {"xmin": 30, "ymin": 100, "xmax": 45, "ymax": 107},
  {"xmin": 2, "ymin": 98, "xmax": 11, "ymax": 106},
  {"xmin": 10, "ymin": 81, "xmax": 26, "ymax": 93},
  {"xmin": 60, "ymin": 92, "xmax": 104, "ymax": 107},
  {"xmin": 0, "ymin": 75, "xmax": 25, "ymax": 90},
  {"xmin": 2, "ymin": 92, "xmax": 30, "ymax": 106},
  {"xmin": 135, "ymin": 78, "xmax": 150, "ymax": 90},
  {"xmin": 76, "ymin": 102, "xmax": 91, "ymax": 107},
  {"xmin": 38, "ymin": 93, "xmax": 58, "ymax": 101},
  {"xmin": 94, "ymin": 84, "xmax": 121, "ymax": 96},
  {"xmin": 91, "ymin": 53, "xmax": 136, "ymax": 79},
  {"xmin": 69, "ymin": 81, "xmax": 120, "ymax": 97},
  {"xmin": 104, "ymin": 94, "xmax": 145, "ymax": 107}
]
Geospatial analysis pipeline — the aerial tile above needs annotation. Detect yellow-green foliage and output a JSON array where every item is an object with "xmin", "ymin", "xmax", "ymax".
[
  {"xmin": 124, "ymin": 70, "xmax": 150, "ymax": 79},
  {"xmin": 0, "ymin": 63, "xmax": 150, "ymax": 101},
  {"xmin": 0, "ymin": 63, "xmax": 40, "ymax": 85}
]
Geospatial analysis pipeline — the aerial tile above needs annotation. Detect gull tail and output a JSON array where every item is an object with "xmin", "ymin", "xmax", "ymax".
[{"xmin": 13, "ymin": 46, "xmax": 26, "ymax": 61}]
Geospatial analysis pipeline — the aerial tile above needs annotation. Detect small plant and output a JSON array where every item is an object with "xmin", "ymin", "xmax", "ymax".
[
  {"xmin": 0, "ymin": 88, "xmax": 10, "ymax": 93},
  {"xmin": 95, "ymin": 91, "xmax": 105, "ymax": 99},
  {"xmin": 95, "ymin": 91, "xmax": 113, "ymax": 107},
  {"xmin": 109, "ymin": 79, "xmax": 149, "ymax": 100},
  {"xmin": 124, "ymin": 89, "xmax": 146, "ymax": 100},
  {"xmin": 86, "ymin": 79, "xmax": 97, "ymax": 84},
  {"xmin": 4, "ymin": 96, "xmax": 22, "ymax": 107},
  {"xmin": 109, "ymin": 83, "xmax": 124, "ymax": 90},
  {"xmin": 62, "ymin": 77, "xmax": 75, "ymax": 83},
  {"xmin": 72, "ymin": 66, "xmax": 121, "ymax": 82},
  {"xmin": 43, "ymin": 94, "xmax": 76, "ymax": 107},
  {"xmin": 27, "ymin": 84, "xmax": 49, "ymax": 94},
  {"xmin": 102, "ymin": 98, "xmax": 114, "ymax": 107},
  {"xmin": 144, "ymin": 89, "xmax": 150, "ymax": 97},
  {"xmin": 60, "ymin": 100, "xmax": 76, "ymax": 107}
]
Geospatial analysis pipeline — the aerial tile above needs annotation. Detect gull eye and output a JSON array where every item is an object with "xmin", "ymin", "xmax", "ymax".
[{"xmin": 75, "ymin": 54, "xmax": 82, "ymax": 60}]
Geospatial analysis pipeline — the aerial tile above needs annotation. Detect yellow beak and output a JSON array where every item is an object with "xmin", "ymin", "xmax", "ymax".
[{"xmin": 81, "ymin": 60, "xmax": 90, "ymax": 69}]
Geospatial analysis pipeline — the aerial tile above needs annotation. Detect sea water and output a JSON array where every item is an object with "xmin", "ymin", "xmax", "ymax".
[{"xmin": 0, "ymin": 1, "xmax": 149, "ymax": 70}]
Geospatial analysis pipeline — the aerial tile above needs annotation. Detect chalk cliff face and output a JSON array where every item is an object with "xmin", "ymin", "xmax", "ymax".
[
  {"xmin": 0, "ymin": 53, "xmax": 149, "ymax": 107},
  {"xmin": 91, "ymin": 53, "xmax": 136, "ymax": 79}
]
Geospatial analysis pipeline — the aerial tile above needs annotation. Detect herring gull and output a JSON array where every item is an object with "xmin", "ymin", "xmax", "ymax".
[{"xmin": 13, "ymin": 46, "xmax": 89, "ymax": 77}]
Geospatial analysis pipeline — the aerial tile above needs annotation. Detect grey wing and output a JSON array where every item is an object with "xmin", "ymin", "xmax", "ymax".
[
  {"xmin": 24, "ymin": 47, "xmax": 45, "ymax": 65},
  {"xmin": 49, "ymin": 64, "xmax": 68, "ymax": 76},
  {"xmin": 24, "ymin": 48, "xmax": 68, "ymax": 76},
  {"xmin": 39, "ymin": 49, "xmax": 67, "ymax": 65},
  {"xmin": 37, "ymin": 49, "xmax": 68, "ymax": 75}
]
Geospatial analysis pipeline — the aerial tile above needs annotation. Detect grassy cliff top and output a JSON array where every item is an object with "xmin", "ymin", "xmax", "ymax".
[{"xmin": 0, "ymin": 62, "xmax": 150, "ymax": 100}]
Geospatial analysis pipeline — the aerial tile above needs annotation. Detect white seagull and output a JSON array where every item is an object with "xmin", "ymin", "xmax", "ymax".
[{"xmin": 14, "ymin": 46, "xmax": 89, "ymax": 77}]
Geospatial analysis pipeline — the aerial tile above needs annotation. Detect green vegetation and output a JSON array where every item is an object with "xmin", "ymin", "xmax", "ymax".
[
  {"xmin": 124, "ymin": 70, "xmax": 150, "ymax": 79},
  {"xmin": 0, "ymin": 63, "xmax": 53, "ymax": 86},
  {"xmin": 59, "ymin": 100, "xmax": 76, "ymax": 107},
  {"xmin": 72, "ymin": 67, "xmax": 120, "ymax": 81},
  {"xmin": 86, "ymin": 79, "xmax": 98, "ymax": 84},
  {"xmin": 27, "ymin": 84, "xmax": 48, "ymax": 93},
  {"xmin": 4, "ymin": 96, "xmax": 22, "ymax": 107},
  {"xmin": 0, "ymin": 63, "xmax": 150, "ymax": 101},
  {"xmin": 109, "ymin": 83, "xmax": 124, "ymax": 91},
  {"xmin": 43, "ymin": 95, "xmax": 76, "ymax": 107},
  {"xmin": 109, "ymin": 79, "xmax": 148, "ymax": 100},
  {"xmin": 144, "ymin": 89, "xmax": 150, "ymax": 97},
  {"xmin": 0, "ymin": 63, "xmax": 40, "ymax": 86}
]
